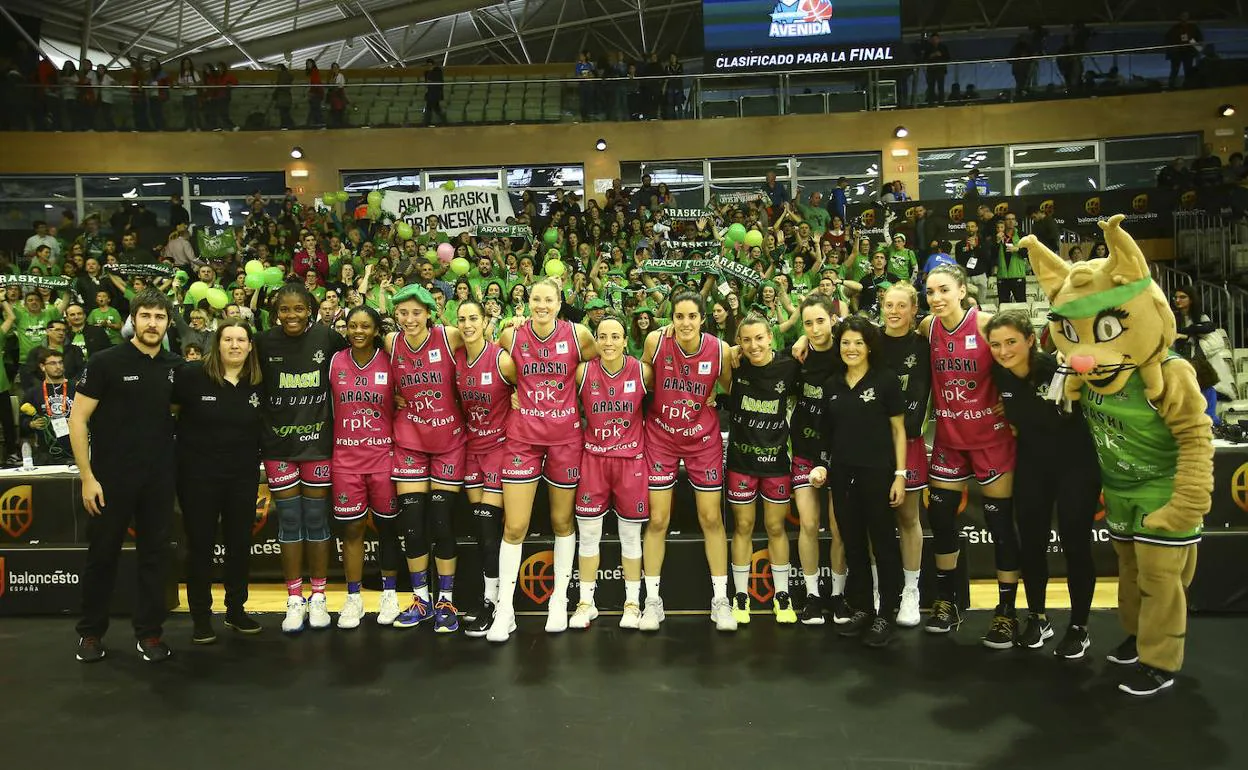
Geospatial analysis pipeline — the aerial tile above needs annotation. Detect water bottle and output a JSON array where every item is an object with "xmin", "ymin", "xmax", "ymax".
[{"xmin": 20, "ymin": 440, "xmax": 34, "ymax": 471}]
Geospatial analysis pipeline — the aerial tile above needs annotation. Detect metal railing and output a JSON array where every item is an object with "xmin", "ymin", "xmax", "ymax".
[{"xmin": 1154, "ymin": 262, "xmax": 1244, "ymax": 351}]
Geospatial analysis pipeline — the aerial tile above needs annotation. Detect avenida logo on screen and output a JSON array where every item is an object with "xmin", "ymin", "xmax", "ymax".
[{"xmin": 770, "ymin": 0, "xmax": 834, "ymax": 38}]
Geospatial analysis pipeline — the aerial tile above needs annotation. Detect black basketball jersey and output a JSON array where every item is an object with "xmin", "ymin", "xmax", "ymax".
[
  {"xmin": 790, "ymin": 345, "xmax": 841, "ymax": 462},
  {"xmin": 726, "ymin": 351, "xmax": 801, "ymax": 478},
  {"xmin": 876, "ymin": 330, "xmax": 931, "ymax": 439},
  {"xmin": 255, "ymin": 323, "xmax": 348, "ymax": 461}
]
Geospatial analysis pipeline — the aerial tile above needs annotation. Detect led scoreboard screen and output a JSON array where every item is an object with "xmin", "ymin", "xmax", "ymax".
[{"xmin": 703, "ymin": 0, "xmax": 902, "ymax": 73}]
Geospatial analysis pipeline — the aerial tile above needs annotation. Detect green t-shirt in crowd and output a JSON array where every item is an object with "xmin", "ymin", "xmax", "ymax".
[
  {"xmin": 886, "ymin": 248, "xmax": 917, "ymax": 281},
  {"xmin": 14, "ymin": 304, "xmax": 62, "ymax": 360},
  {"xmin": 87, "ymin": 306, "xmax": 124, "ymax": 346},
  {"xmin": 797, "ymin": 204, "xmax": 831, "ymax": 235}
]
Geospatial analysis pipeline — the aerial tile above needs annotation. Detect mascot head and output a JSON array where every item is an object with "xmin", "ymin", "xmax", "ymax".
[{"xmin": 1019, "ymin": 214, "xmax": 1173, "ymax": 398}]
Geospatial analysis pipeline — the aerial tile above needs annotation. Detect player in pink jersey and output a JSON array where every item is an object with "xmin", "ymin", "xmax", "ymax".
[
  {"xmin": 488, "ymin": 278, "xmax": 598, "ymax": 643},
  {"xmin": 569, "ymin": 311, "xmax": 653, "ymax": 631},
  {"xmin": 328, "ymin": 305, "xmax": 401, "ymax": 629},
  {"xmin": 385, "ymin": 284, "xmax": 468, "ymax": 634},
  {"xmin": 920, "ymin": 264, "xmax": 1019, "ymax": 644},
  {"xmin": 453, "ymin": 298, "xmax": 518, "ymax": 638},
  {"xmin": 642, "ymin": 291, "xmax": 736, "ymax": 632}
]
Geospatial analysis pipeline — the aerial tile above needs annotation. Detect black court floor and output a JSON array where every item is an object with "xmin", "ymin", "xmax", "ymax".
[{"xmin": 2, "ymin": 611, "xmax": 1245, "ymax": 769}]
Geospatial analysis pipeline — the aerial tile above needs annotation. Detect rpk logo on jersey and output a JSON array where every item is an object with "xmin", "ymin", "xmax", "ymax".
[{"xmin": 769, "ymin": 0, "xmax": 833, "ymax": 39}]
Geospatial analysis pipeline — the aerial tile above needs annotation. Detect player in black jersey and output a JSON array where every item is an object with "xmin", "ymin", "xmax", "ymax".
[
  {"xmin": 726, "ymin": 313, "xmax": 802, "ymax": 624},
  {"xmin": 790, "ymin": 294, "xmax": 844, "ymax": 625}
]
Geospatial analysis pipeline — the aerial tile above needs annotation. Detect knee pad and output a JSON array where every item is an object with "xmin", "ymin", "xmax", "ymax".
[
  {"xmin": 374, "ymin": 516, "xmax": 403, "ymax": 572},
  {"xmin": 302, "ymin": 495, "xmax": 331, "ymax": 542},
  {"xmin": 275, "ymin": 496, "xmax": 304, "ymax": 543},
  {"xmin": 399, "ymin": 492, "xmax": 428, "ymax": 559},
  {"xmin": 577, "ymin": 516, "xmax": 604, "ymax": 558},
  {"xmin": 927, "ymin": 488, "xmax": 962, "ymax": 555},
  {"xmin": 473, "ymin": 504, "xmax": 502, "ymax": 576},
  {"xmin": 983, "ymin": 498, "xmax": 1019, "ymax": 572},
  {"xmin": 428, "ymin": 490, "xmax": 457, "ymax": 561},
  {"xmin": 618, "ymin": 519, "xmax": 643, "ymax": 560}
]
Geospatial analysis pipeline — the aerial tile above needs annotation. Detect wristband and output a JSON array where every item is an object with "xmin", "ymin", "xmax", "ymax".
[{"xmin": 894, "ymin": 470, "xmax": 906, "ymax": 477}]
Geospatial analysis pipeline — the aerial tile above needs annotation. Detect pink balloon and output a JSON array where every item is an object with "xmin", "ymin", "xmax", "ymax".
[{"xmin": 436, "ymin": 243, "xmax": 455, "ymax": 265}]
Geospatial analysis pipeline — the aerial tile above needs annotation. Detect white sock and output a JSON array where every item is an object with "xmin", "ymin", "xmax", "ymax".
[
  {"xmin": 552, "ymin": 533, "xmax": 575, "ymax": 604},
  {"xmin": 804, "ymin": 572, "xmax": 819, "ymax": 597},
  {"xmin": 497, "ymin": 541, "xmax": 523, "ymax": 610},
  {"xmin": 644, "ymin": 575, "xmax": 661, "ymax": 600},
  {"xmin": 904, "ymin": 569, "xmax": 920, "ymax": 591},
  {"xmin": 484, "ymin": 576, "xmax": 500, "ymax": 604},
  {"xmin": 831, "ymin": 570, "xmax": 847, "ymax": 597},
  {"xmin": 625, "ymin": 580, "xmax": 642, "ymax": 604},
  {"xmin": 580, "ymin": 580, "xmax": 597, "ymax": 606},
  {"xmin": 440, "ymin": 588, "xmax": 453, "ymax": 603},
  {"xmin": 415, "ymin": 585, "xmax": 431, "ymax": 602},
  {"xmin": 711, "ymin": 575, "xmax": 728, "ymax": 601},
  {"xmin": 731, "ymin": 563, "xmax": 750, "ymax": 596},
  {"xmin": 871, "ymin": 563, "xmax": 879, "ymax": 591},
  {"xmin": 771, "ymin": 563, "xmax": 790, "ymax": 595}
]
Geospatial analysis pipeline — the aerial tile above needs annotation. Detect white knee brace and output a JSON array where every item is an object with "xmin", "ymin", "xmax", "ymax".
[
  {"xmin": 618, "ymin": 519, "xmax": 643, "ymax": 560},
  {"xmin": 577, "ymin": 516, "xmax": 603, "ymax": 557}
]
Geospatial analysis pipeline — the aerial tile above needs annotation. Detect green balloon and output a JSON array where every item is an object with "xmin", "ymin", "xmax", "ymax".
[
  {"xmin": 743, "ymin": 229, "xmax": 764, "ymax": 248},
  {"xmin": 264, "ymin": 266, "xmax": 285, "ymax": 286},
  {"xmin": 245, "ymin": 259, "xmax": 264, "ymax": 275},
  {"xmin": 244, "ymin": 272, "xmax": 266, "ymax": 290},
  {"xmin": 544, "ymin": 259, "xmax": 567, "ymax": 278},
  {"xmin": 396, "ymin": 222, "xmax": 414, "ymax": 241},
  {"xmin": 367, "ymin": 190, "xmax": 383, "ymax": 206},
  {"xmin": 726, "ymin": 223, "xmax": 748, "ymax": 242},
  {"xmin": 205, "ymin": 288, "xmax": 229, "ymax": 310},
  {"xmin": 543, "ymin": 228, "xmax": 559, "ymax": 246},
  {"xmin": 450, "ymin": 257, "xmax": 471, "ymax": 276},
  {"xmin": 187, "ymin": 281, "xmax": 209, "ymax": 301},
  {"xmin": 337, "ymin": 191, "xmax": 351, "ymax": 203}
]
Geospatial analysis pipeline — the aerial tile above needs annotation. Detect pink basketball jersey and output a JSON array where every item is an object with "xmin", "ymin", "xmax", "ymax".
[
  {"xmin": 929, "ymin": 306, "xmax": 1011, "ymax": 449},
  {"xmin": 454, "ymin": 341, "xmax": 513, "ymax": 453},
  {"xmin": 646, "ymin": 332, "xmax": 722, "ymax": 450},
  {"xmin": 580, "ymin": 357, "xmax": 646, "ymax": 458},
  {"xmin": 391, "ymin": 326, "xmax": 466, "ymax": 453},
  {"xmin": 506, "ymin": 319, "xmax": 581, "ymax": 446},
  {"xmin": 329, "ymin": 348, "xmax": 394, "ymax": 474}
]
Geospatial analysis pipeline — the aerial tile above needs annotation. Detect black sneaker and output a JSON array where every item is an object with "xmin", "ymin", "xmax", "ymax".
[
  {"xmin": 1053, "ymin": 625, "xmax": 1091, "ymax": 660},
  {"xmin": 225, "ymin": 611, "xmax": 262, "ymax": 635},
  {"xmin": 1016, "ymin": 613, "xmax": 1054, "ymax": 649},
  {"xmin": 76, "ymin": 636, "xmax": 106, "ymax": 663},
  {"xmin": 462, "ymin": 600, "xmax": 496, "ymax": 639},
  {"xmin": 862, "ymin": 616, "xmax": 895, "ymax": 648},
  {"xmin": 136, "ymin": 637, "xmax": 172, "ymax": 663},
  {"xmin": 191, "ymin": 616, "xmax": 217, "ymax": 645},
  {"xmin": 1118, "ymin": 663, "xmax": 1175, "ymax": 697},
  {"xmin": 982, "ymin": 608, "xmax": 1018, "ymax": 650},
  {"xmin": 828, "ymin": 595, "xmax": 853, "ymax": 625},
  {"xmin": 837, "ymin": 609, "xmax": 872, "ymax": 638},
  {"xmin": 1106, "ymin": 635, "xmax": 1139, "ymax": 665},
  {"xmin": 924, "ymin": 598, "xmax": 962, "ymax": 634},
  {"xmin": 799, "ymin": 594, "xmax": 825, "ymax": 626}
]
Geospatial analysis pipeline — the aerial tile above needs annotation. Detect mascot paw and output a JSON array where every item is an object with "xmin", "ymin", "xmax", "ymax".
[
  {"xmin": 1097, "ymin": 213, "xmax": 1127, "ymax": 232},
  {"xmin": 1141, "ymin": 505, "xmax": 1198, "ymax": 533}
]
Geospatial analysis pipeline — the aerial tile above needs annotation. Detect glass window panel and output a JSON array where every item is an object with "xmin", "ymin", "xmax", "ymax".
[
  {"xmin": 1105, "ymin": 160, "xmax": 1171, "ymax": 191},
  {"xmin": 918, "ymin": 170, "xmax": 1007, "ymax": 200},
  {"xmin": 917, "ymin": 146, "xmax": 1005, "ymax": 174},
  {"xmin": 189, "ymin": 172, "xmax": 285, "ymax": 197},
  {"xmin": 1009, "ymin": 167, "xmax": 1099, "ymax": 196},
  {"xmin": 631, "ymin": 161, "xmax": 705, "ymax": 187},
  {"xmin": 83, "ymin": 199, "xmax": 172, "ymax": 229},
  {"xmin": 81, "ymin": 174, "xmax": 183, "ymax": 198},
  {"xmin": 709, "ymin": 157, "xmax": 789, "ymax": 180},
  {"xmin": 794, "ymin": 153, "xmax": 881, "ymax": 179},
  {"xmin": 0, "ymin": 176, "xmax": 77, "ymax": 200},
  {"xmin": 191, "ymin": 199, "xmax": 252, "ymax": 228},
  {"xmin": 342, "ymin": 173, "xmax": 422, "ymax": 192},
  {"xmin": 506, "ymin": 166, "xmax": 583, "ymax": 188},
  {"xmin": 0, "ymin": 201, "xmax": 75, "ymax": 230},
  {"xmin": 427, "ymin": 170, "xmax": 502, "ymax": 188},
  {"xmin": 1104, "ymin": 134, "xmax": 1201, "ymax": 162},
  {"xmin": 1010, "ymin": 143, "xmax": 1097, "ymax": 166}
]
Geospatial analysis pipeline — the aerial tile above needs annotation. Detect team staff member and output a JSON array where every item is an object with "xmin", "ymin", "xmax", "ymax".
[
  {"xmin": 809, "ymin": 317, "xmax": 908, "ymax": 648},
  {"xmin": 987, "ymin": 311, "xmax": 1100, "ymax": 659},
  {"xmin": 173, "ymin": 320, "xmax": 264, "ymax": 645},
  {"xmin": 71, "ymin": 289, "xmax": 182, "ymax": 663}
]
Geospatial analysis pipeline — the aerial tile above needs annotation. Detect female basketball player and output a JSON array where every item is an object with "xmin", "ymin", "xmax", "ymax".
[
  {"xmin": 727, "ymin": 313, "xmax": 802, "ymax": 625},
  {"xmin": 920, "ymin": 264, "xmax": 1018, "ymax": 647},
  {"xmin": 453, "ymin": 299, "xmax": 518, "ymax": 638},
  {"xmin": 987, "ymin": 311, "xmax": 1100, "ymax": 658},
  {"xmin": 387, "ymin": 284, "xmax": 468, "ymax": 634},
  {"xmin": 329, "ymin": 305, "xmax": 402, "ymax": 629},
  {"xmin": 641, "ymin": 291, "xmax": 736, "ymax": 632},
  {"xmin": 488, "ymin": 278, "xmax": 598, "ymax": 643},
  {"xmin": 569, "ymin": 311, "xmax": 653, "ymax": 630},
  {"xmin": 255, "ymin": 283, "xmax": 347, "ymax": 634}
]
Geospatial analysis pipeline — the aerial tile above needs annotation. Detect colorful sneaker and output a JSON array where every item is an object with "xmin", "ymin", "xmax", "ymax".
[
  {"xmin": 376, "ymin": 590, "xmax": 401, "ymax": 626},
  {"xmin": 462, "ymin": 600, "xmax": 496, "ymax": 638},
  {"xmin": 1016, "ymin": 613, "xmax": 1054, "ymax": 649},
  {"xmin": 1106, "ymin": 635, "xmax": 1139, "ymax": 665},
  {"xmin": 569, "ymin": 602, "xmax": 598, "ymax": 629},
  {"xmin": 621, "ymin": 601, "xmax": 644, "ymax": 630},
  {"xmin": 281, "ymin": 595, "xmax": 307, "ymax": 634},
  {"xmin": 486, "ymin": 604, "xmax": 517, "ymax": 643},
  {"xmin": 1054, "ymin": 625, "xmax": 1091, "ymax": 660},
  {"xmin": 896, "ymin": 586, "xmax": 921, "ymax": 628},
  {"xmin": 76, "ymin": 636, "xmax": 106, "ymax": 663},
  {"xmin": 710, "ymin": 597, "xmax": 738, "ymax": 632},
  {"xmin": 731, "ymin": 592, "xmax": 751, "ymax": 625},
  {"xmin": 1118, "ymin": 663, "xmax": 1175, "ymax": 697},
  {"xmin": 638, "ymin": 597, "xmax": 664, "ymax": 631},
  {"xmin": 923, "ymin": 598, "xmax": 961, "ymax": 634},
  {"xmin": 308, "ymin": 593, "xmax": 331, "ymax": 629},
  {"xmin": 545, "ymin": 597, "xmax": 569, "ymax": 634},
  {"xmin": 337, "ymin": 594, "xmax": 364, "ymax": 630},
  {"xmin": 773, "ymin": 592, "xmax": 797, "ymax": 624},
  {"xmin": 393, "ymin": 595, "xmax": 434, "ymax": 628},
  {"xmin": 433, "ymin": 599, "xmax": 459, "ymax": 634},
  {"xmin": 136, "ymin": 637, "xmax": 172, "ymax": 662},
  {"xmin": 799, "ymin": 594, "xmax": 825, "ymax": 626},
  {"xmin": 982, "ymin": 607, "xmax": 1018, "ymax": 650},
  {"xmin": 863, "ymin": 616, "xmax": 895, "ymax": 648}
]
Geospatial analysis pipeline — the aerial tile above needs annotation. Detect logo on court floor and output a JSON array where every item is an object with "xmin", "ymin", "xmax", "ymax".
[
  {"xmin": 749, "ymin": 548, "xmax": 774, "ymax": 604},
  {"xmin": 1232, "ymin": 462, "xmax": 1248, "ymax": 514},
  {"xmin": 519, "ymin": 549, "xmax": 555, "ymax": 605},
  {"xmin": 0, "ymin": 485, "xmax": 33, "ymax": 539}
]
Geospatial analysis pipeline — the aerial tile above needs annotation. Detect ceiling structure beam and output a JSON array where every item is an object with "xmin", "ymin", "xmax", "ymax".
[
  {"xmin": 545, "ymin": 0, "xmax": 568, "ymax": 63},
  {"xmin": 106, "ymin": 3, "xmax": 179, "ymax": 66},
  {"xmin": 501, "ymin": 2, "xmax": 532, "ymax": 64},
  {"xmin": 160, "ymin": 0, "xmax": 336, "ymax": 60},
  {"xmin": 184, "ymin": 0, "xmax": 263, "ymax": 68}
]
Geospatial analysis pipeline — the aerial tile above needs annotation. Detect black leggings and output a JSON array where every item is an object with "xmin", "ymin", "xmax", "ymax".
[
  {"xmin": 178, "ymin": 472, "xmax": 256, "ymax": 617},
  {"xmin": 1014, "ymin": 449, "xmax": 1099, "ymax": 625},
  {"xmin": 830, "ymin": 465, "xmax": 902, "ymax": 616}
]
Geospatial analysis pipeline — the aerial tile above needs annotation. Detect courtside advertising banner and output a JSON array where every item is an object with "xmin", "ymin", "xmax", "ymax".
[{"xmin": 704, "ymin": 0, "xmax": 902, "ymax": 73}]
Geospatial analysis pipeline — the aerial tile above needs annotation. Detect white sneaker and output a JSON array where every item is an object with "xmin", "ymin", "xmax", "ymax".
[
  {"xmin": 337, "ymin": 594, "xmax": 364, "ymax": 629},
  {"xmin": 486, "ymin": 604, "xmax": 517, "ymax": 643},
  {"xmin": 545, "ymin": 598, "xmax": 569, "ymax": 633},
  {"xmin": 568, "ymin": 602, "xmax": 598, "ymax": 629},
  {"xmin": 710, "ymin": 597, "xmax": 738, "ymax": 632},
  {"xmin": 639, "ymin": 597, "xmax": 665, "ymax": 632},
  {"xmin": 619, "ymin": 601, "xmax": 642, "ymax": 630},
  {"xmin": 308, "ymin": 593, "xmax": 331, "ymax": 629},
  {"xmin": 377, "ymin": 590, "xmax": 401, "ymax": 626},
  {"xmin": 282, "ymin": 595, "xmax": 307, "ymax": 634},
  {"xmin": 897, "ymin": 586, "xmax": 921, "ymax": 628}
]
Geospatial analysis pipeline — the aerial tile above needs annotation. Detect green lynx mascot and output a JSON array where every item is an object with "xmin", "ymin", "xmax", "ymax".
[{"xmin": 1019, "ymin": 215, "xmax": 1212, "ymax": 696}]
